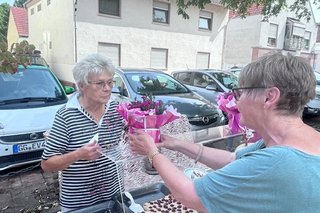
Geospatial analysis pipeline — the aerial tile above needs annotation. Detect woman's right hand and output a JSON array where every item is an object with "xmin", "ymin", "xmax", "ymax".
[
  {"xmin": 157, "ymin": 134, "xmax": 183, "ymax": 151},
  {"xmin": 77, "ymin": 142, "xmax": 101, "ymax": 160}
]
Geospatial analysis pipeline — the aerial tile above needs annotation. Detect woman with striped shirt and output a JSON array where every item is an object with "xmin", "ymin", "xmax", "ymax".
[{"xmin": 41, "ymin": 54, "xmax": 125, "ymax": 212}]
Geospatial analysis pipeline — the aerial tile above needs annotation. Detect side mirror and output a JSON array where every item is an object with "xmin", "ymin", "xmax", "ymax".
[
  {"xmin": 206, "ymin": 84, "xmax": 217, "ymax": 91},
  {"xmin": 64, "ymin": 85, "xmax": 75, "ymax": 94}
]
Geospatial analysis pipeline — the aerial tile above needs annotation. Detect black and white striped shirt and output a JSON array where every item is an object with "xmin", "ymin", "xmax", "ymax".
[{"xmin": 42, "ymin": 93, "xmax": 125, "ymax": 209}]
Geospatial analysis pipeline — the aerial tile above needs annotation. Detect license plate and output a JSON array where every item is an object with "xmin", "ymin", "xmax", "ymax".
[{"xmin": 13, "ymin": 141, "xmax": 46, "ymax": 153}]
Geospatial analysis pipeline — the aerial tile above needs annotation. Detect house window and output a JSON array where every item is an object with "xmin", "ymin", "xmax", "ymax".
[
  {"xmin": 99, "ymin": 0, "xmax": 120, "ymax": 17},
  {"xmin": 196, "ymin": 52, "xmax": 210, "ymax": 69},
  {"xmin": 268, "ymin": 23, "xmax": 278, "ymax": 47},
  {"xmin": 284, "ymin": 18, "xmax": 306, "ymax": 51},
  {"xmin": 47, "ymin": 0, "xmax": 51, "ymax": 5},
  {"xmin": 31, "ymin": 8, "xmax": 34, "ymax": 15},
  {"xmin": 153, "ymin": 1, "xmax": 169, "ymax": 24},
  {"xmin": 37, "ymin": 4, "xmax": 41, "ymax": 12},
  {"xmin": 150, "ymin": 48, "xmax": 168, "ymax": 69},
  {"xmin": 98, "ymin": 43, "xmax": 121, "ymax": 67},
  {"xmin": 199, "ymin": 11, "xmax": 212, "ymax": 31},
  {"xmin": 303, "ymin": 31, "xmax": 311, "ymax": 51},
  {"xmin": 292, "ymin": 26, "xmax": 305, "ymax": 50}
]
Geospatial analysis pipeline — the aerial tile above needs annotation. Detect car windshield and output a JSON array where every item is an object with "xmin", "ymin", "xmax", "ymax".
[
  {"xmin": 208, "ymin": 71, "xmax": 238, "ymax": 89},
  {"xmin": 0, "ymin": 67, "xmax": 66, "ymax": 103},
  {"xmin": 125, "ymin": 72, "xmax": 189, "ymax": 95}
]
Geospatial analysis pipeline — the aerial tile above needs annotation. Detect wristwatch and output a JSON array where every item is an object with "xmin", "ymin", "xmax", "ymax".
[{"xmin": 148, "ymin": 149, "xmax": 160, "ymax": 166}]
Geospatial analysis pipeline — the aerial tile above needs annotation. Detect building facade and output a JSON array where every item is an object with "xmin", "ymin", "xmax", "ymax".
[
  {"xmin": 224, "ymin": 0, "xmax": 320, "ymax": 70},
  {"xmin": 7, "ymin": 7, "xmax": 28, "ymax": 48},
  {"xmin": 25, "ymin": 0, "xmax": 228, "ymax": 84}
]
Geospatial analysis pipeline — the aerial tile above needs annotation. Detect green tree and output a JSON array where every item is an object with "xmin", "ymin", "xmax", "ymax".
[
  {"xmin": 0, "ymin": 3, "xmax": 10, "ymax": 43},
  {"xmin": 14, "ymin": 0, "xmax": 28, "ymax": 7},
  {"xmin": 176, "ymin": 0, "xmax": 319, "ymax": 20}
]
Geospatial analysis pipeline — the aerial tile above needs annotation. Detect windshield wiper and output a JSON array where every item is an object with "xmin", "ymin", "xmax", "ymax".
[{"xmin": 0, "ymin": 97, "xmax": 61, "ymax": 105}]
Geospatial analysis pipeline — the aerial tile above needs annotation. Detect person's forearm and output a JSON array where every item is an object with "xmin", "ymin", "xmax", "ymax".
[
  {"xmin": 152, "ymin": 153, "xmax": 206, "ymax": 212},
  {"xmin": 41, "ymin": 150, "xmax": 80, "ymax": 172},
  {"xmin": 175, "ymin": 142, "xmax": 236, "ymax": 170}
]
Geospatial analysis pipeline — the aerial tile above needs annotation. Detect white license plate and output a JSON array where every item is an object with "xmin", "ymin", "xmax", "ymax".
[{"xmin": 13, "ymin": 141, "xmax": 45, "ymax": 153}]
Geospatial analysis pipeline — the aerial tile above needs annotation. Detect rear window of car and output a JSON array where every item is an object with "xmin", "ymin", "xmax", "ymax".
[
  {"xmin": 209, "ymin": 72, "xmax": 238, "ymax": 89},
  {"xmin": 126, "ymin": 72, "xmax": 189, "ymax": 95}
]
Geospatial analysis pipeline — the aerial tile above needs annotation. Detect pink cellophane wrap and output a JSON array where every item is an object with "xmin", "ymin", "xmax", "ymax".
[
  {"xmin": 217, "ymin": 93, "xmax": 241, "ymax": 134},
  {"xmin": 217, "ymin": 92, "xmax": 261, "ymax": 143},
  {"xmin": 117, "ymin": 103, "xmax": 181, "ymax": 143}
]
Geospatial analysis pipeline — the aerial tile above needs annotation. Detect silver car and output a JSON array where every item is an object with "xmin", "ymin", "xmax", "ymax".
[{"xmin": 172, "ymin": 69, "xmax": 238, "ymax": 105}]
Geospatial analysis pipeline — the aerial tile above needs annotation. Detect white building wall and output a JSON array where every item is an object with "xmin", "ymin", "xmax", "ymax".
[
  {"xmin": 224, "ymin": 15, "xmax": 262, "ymax": 68},
  {"xmin": 26, "ymin": 0, "xmax": 228, "ymax": 82},
  {"xmin": 225, "ymin": 0, "xmax": 319, "ymax": 69},
  {"xmin": 26, "ymin": 0, "xmax": 75, "ymax": 81},
  {"xmin": 74, "ymin": 0, "xmax": 228, "ymax": 79}
]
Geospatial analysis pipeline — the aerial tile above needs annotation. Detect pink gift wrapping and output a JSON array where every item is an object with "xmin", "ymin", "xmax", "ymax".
[{"xmin": 117, "ymin": 103, "xmax": 181, "ymax": 143}]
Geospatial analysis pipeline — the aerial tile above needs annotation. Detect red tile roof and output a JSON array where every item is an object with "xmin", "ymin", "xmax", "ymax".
[{"xmin": 11, "ymin": 7, "xmax": 28, "ymax": 37}]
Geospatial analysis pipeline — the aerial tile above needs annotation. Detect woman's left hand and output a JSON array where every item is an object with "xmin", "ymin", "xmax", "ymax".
[{"xmin": 128, "ymin": 129, "xmax": 158, "ymax": 155}]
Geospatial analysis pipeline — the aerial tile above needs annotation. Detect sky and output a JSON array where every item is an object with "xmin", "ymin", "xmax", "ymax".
[{"xmin": 0, "ymin": 0, "xmax": 14, "ymax": 5}]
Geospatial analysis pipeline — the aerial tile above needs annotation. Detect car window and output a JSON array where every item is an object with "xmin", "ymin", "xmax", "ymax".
[
  {"xmin": 209, "ymin": 72, "xmax": 238, "ymax": 89},
  {"xmin": 193, "ymin": 73, "xmax": 215, "ymax": 88},
  {"xmin": 174, "ymin": 72, "xmax": 192, "ymax": 85},
  {"xmin": 113, "ymin": 73, "xmax": 129, "ymax": 97},
  {"xmin": 314, "ymin": 71, "xmax": 320, "ymax": 85},
  {"xmin": 0, "ymin": 67, "xmax": 66, "ymax": 103},
  {"xmin": 126, "ymin": 72, "xmax": 189, "ymax": 95},
  {"xmin": 32, "ymin": 56, "xmax": 49, "ymax": 67}
]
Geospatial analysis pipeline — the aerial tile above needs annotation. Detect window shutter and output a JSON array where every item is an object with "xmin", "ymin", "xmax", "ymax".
[
  {"xmin": 200, "ymin": 11, "xmax": 212, "ymax": 19},
  {"xmin": 269, "ymin": 24, "xmax": 278, "ymax": 38},
  {"xmin": 150, "ymin": 48, "xmax": 168, "ymax": 69},
  {"xmin": 293, "ymin": 26, "xmax": 305, "ymax": 37},
  {"xmin": 98, "ymin": 43, "xmax": 120, "ymax": 67},
  {"xmin": 304, "ymin": 31, "xmax": 311, "ymax": 40},
  {"xmin": 196, "ymin": 52, "xmax": 210, "ymax": 69},
  {"xmin": 153, "ymin": 1, "xmax": 169, "ymax": 10}
]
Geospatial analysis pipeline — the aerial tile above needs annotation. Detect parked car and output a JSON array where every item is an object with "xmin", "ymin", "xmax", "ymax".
[
  {"xmin": 31, "ymin": 50, "xmax": 50, "ymax": 67},
  {"xmin": 172, "ymin": 69, "xmax": 238, "ymax": 105},
  {"xmin": 113, "ymin": 68, "xmax": 226, "ymax": 131},
  {"xmin": 0, "ymin": 65, "xmax": 74, "ymax": 171},
  {"xmin": 303, "ymin": 70, "xmax": 320, "ymax": 116},
  {"xmin": 228, "ymin": 67, "xmax": 243, "ymax": 77}
]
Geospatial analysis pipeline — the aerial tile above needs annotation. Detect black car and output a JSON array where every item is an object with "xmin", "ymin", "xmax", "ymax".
[{"xmin": 113, "ymin": 68, "xmax": 226, "ymax": 131}]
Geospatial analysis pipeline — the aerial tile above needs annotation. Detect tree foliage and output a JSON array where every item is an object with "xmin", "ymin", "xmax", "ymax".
[
  {"xmin": 0, "ymin": 3, "xmax": 10, "ymax": 42},
  {"xmin": 14, "ymin": 0, "xmax": 28, "ymax": 7},
  {"xmin": 176, "ymin": 0, "xmax": 320, "ymax": 20},
  {"xmin": 0, "ymin": 40, "xmax": 35, "ymax": 74}
]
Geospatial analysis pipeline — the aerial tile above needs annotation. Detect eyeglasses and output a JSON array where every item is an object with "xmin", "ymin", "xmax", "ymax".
[
  {"xmin": 232, "ymin": 86, "xmax": 267, "ymax": 101},
  {"xmin": 88, "ymin": 80, "xmax": 114, "ymax": 89}
]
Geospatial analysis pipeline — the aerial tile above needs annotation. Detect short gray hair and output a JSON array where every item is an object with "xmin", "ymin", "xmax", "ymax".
[
  {"xmin": 238, "ymin": 52, "xmax": 316, "ymax": 116},
  {"xmin": 73, "ymin": 53, "xmax": 115, "ymax": 85}
]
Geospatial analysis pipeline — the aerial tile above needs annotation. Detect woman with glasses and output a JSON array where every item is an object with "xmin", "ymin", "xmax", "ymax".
[
  {"xmin": 41, "ymin": 54, "xmax": 125, "ymax": 212},
  {"xmin": 129, "ymin": 52, "xmax": 320, "ymax": 212}
]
